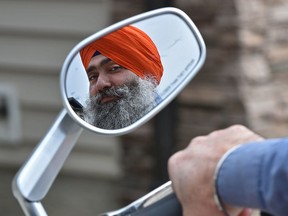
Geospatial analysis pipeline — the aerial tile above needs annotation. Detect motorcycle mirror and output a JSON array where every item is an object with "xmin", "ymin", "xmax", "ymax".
[
  {"xmin": 13, "ymin": 7, "xmax": 206, "ymax": 216},
  {"xmin": 61, "ymin": 7, "xmax": 206, "ymax": 136}
]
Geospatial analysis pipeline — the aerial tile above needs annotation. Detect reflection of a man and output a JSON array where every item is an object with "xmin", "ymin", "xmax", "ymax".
[{"xmin": 80, "ymin": 25, "xmax": 163, "ymax": 129}]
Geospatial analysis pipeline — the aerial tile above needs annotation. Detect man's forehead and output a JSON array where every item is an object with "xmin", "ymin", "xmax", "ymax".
[
  {"xmin": 90, "ymin": 54, "xmax": 111, "ymax": 66},
  {"xmin": 87, "ymin": 55, "xmax": 113, "ymax": 72}
]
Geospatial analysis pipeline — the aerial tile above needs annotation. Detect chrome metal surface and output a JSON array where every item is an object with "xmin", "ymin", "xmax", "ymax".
[
  {"xmin": 61, "ymin": 7, "xmax": 206, "ymax": 136},
  {"xmin": 99, "ymin": 181, "xmax": 173, "ymax": 216},
  {"xmin": 13, "ymin": 110, "xmax": 82, "ymax": 215}
]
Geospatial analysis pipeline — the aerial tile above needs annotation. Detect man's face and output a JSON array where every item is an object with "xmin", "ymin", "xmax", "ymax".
[
  {"xmin": 83, "ymin": 54, "xmax": 158, "ymax": 129},
  {"xmin": 86, "ymin": 54, "xmax": 139, "ymax": 104}
]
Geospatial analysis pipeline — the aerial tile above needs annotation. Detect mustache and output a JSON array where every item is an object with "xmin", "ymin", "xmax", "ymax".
[{"xmin": 92, "ymin": 85, "xmax": 129, "ymax": 104}]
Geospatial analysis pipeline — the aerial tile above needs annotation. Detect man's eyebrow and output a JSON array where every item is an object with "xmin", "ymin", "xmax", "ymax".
[
  {"xmin": 86, "ymin": 65, "xmax": 96, "ymax": 74},
  {"xmin": 100, "ymin": 57, "xmax": 112, "ymax": 67},
  {"xmin": 86, "ymin": 57, "xmax": 112, "ymax": 74}
]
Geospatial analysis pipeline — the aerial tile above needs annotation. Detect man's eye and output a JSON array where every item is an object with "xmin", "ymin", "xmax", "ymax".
[
  {"xmin": 110, "ymin": 65, "xmax": 123, "ymax": 72},
  {"xmin": 89, "ymin": 75, "xmax": 98, "ymax": 81}
]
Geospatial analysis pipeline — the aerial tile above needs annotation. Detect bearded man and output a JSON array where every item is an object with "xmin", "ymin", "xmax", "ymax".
[{"xmin": 80, "ymin": 25, "xmax": 163, "ymax": 129}]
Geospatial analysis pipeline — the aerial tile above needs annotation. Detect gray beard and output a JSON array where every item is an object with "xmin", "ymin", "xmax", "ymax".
[{"xmin": 83, "ymin": 77, "xmax": 157, "ymax": 129}]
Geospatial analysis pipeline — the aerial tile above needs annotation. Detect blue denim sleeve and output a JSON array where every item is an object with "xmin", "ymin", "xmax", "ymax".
[{"xmin": 217, "ymin": 138, "xmax": 288, "ymax": 216}]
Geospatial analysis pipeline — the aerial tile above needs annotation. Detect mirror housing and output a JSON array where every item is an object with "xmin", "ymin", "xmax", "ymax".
[{"xmin": 61, "ymin": 7, "xmax": 206, "ymax": 136}]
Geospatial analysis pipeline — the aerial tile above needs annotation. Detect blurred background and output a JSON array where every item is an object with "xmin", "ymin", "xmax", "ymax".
[{"xmin": 1, "ymin": 0, "xmax": 288, "ymax": 215}]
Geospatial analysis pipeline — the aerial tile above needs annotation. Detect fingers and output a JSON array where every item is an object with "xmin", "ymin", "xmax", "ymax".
[
  {"xmin": 168, "ymin": 125, "xmax": 259, "ymax": 216},
  {"xmin": 186, "ymin": 136, "xmax": 207, "ymax": 150},
  {"xmin": 223, "ymin": 125, "xmax": 264, "ymax": 144},
  {"xmin": 193, "ymin": 125, "xmax": 263, "ymax": 147},
  {"xmin": 168, "ymin": 150, "xmax": 185, "ymax": 174}
]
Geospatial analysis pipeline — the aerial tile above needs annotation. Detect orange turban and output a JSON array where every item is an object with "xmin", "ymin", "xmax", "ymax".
[{"xmin": 80, "ymin": 25, "xmax": 163, "ymax": 84}]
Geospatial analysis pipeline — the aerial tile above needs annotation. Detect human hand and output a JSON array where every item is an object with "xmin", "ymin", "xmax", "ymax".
[{"xmin": 168, "ymin": 125, "xmax": 263, "ymax": 216}]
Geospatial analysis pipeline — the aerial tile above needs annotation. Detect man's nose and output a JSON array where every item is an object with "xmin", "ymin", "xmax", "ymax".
[{"xmin": 94, "ymin": 74, "xmax": 112, "ymax": 93}]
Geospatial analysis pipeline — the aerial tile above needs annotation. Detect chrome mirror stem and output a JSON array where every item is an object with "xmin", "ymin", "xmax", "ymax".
[{"xmin": 13, "ymin": 109, "xmax": 83, "ymax": 215}]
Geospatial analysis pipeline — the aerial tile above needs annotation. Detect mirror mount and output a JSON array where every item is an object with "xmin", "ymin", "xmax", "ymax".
[
  {"xmin": 12, "ymin": 109, "xmax": 83, "ymax": 215},
  {"xmin": 15, "ymin": 198, "xmax": 47, "ymax": 216}
]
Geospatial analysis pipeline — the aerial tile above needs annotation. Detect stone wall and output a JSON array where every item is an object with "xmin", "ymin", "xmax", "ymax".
[
  {"xmin": 236, "ymin": 0, "xmax": 288, "ymax": 137},
  {"xmin": 175, "ymin": 0, "xmax": 246, "ymax": 148},
  {"xmin": 111, "ymin": 0, "xmax": 288, "ymax": 205}
]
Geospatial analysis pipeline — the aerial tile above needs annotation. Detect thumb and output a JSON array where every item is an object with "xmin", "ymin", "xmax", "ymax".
[{"xmin": 238, "ymin": 208, "xmax": 252, "ymax": 216}]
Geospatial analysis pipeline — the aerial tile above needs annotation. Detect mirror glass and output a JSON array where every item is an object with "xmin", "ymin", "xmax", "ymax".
[{"xmin": 63, "ymin": 11, "xmax": 205, "ymax": 132}]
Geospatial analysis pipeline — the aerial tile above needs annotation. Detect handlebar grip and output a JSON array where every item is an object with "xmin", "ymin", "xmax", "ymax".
[{"xmin": 131, "ymin": 192, "xmax": 182, "ymax": 216}]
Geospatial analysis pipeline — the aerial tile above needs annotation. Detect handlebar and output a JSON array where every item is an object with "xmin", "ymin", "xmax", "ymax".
[
  {"xmin": 99, "ymin": 181, "xmax": 182, "ymax": 216},
  {"xmin": 131, "ymin": 192, "xmax": 182, "ymax": 216}
]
